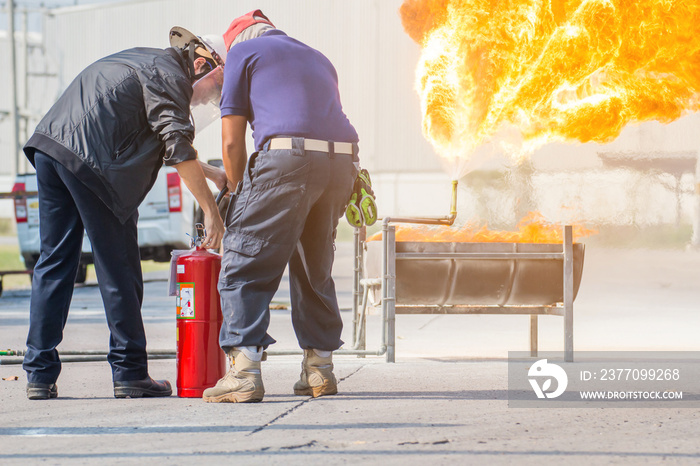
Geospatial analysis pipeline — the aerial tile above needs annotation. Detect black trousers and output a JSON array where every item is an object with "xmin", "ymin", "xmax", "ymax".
[{"xmin": 23, "ymin": 151, "xmax": 148, "ymax": 383}]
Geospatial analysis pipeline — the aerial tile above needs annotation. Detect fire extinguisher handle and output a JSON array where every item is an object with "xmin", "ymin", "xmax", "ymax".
[
  {"xmin": 215, "ymin": 186, "xmax": 229, "ymax": 205},
  {"xmin": 193, "ymin": 223, "xmax": 206, "ymax": 248}
]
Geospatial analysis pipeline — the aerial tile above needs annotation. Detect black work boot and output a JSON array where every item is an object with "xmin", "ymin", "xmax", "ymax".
[
  {"xmin": 26, "ymin": 382, "xmax": 58, "ymax": 400},
  {"xmin": 113, "ymin": 376, "xmax": 172, "ymax": 398}
]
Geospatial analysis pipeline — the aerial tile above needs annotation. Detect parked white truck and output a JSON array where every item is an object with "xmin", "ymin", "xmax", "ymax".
[{"xmin": 13, "ymin": 166, "xmax": 200, "ymax": 283}]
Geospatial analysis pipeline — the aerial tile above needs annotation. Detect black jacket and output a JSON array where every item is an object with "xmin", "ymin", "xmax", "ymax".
[{"xmin": 24, "ymin": 47, "xmax": 197, "ymax": 223}]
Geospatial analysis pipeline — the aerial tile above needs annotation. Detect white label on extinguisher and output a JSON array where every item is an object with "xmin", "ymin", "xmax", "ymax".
[
  {"xmin": 177, "ymin": 264, "xmax": 185, "ymax": 274},
  {"xmin": 177, "ymin": 283, "xmax": 195, "ymax": 319}
]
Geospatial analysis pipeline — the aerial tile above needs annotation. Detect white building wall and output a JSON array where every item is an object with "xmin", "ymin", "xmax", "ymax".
[
  {"xmin": 0, "ymin": 29, "xmax": 57, "ymax": 217},
  {"xmin": 0, "ymin": 30, "xmax": 49, "ymax": 176},
  {"xmin": 40, "ymin": 0, "xmax": 438, "ymax": 174},
  {"xmin": 1, "ymin": 0, "xmax": 698, "ymax": 233}
]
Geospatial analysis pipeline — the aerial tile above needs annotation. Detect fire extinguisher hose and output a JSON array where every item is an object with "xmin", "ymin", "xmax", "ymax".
[{"xmin": 0, "ymin": 349, "xmax": 176, "ymax": 365}]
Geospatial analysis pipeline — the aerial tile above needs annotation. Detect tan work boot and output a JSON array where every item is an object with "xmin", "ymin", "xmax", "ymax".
[
  {"xmin": 202, "ymin": 349, "xmax": 264, "ymax": 403},
  {"xmin": 293, "ymin": 349, "xmax": 338, "ymax": 398}
]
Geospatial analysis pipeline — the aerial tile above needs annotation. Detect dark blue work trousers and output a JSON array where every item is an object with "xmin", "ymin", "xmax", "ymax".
[
  {"xmin": 219, "ymin": 137, "xmax": 358, "ymax": 351},
  {"xmin": 23, "ymin": 151, "xmax": 147, "ymax": 384}
]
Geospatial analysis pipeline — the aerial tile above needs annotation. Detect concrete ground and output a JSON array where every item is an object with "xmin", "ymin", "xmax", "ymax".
[{"xmin": 1, "ymin": 242, "xmax": 699, "ymax": 464}]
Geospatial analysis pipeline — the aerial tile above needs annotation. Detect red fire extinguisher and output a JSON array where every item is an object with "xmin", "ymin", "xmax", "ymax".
[{"xmin": 175, "ymin": 223, "xmax": 226, "ymax": 397}]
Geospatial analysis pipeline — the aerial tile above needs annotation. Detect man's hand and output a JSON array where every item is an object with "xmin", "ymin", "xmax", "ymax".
[
  {"xmin": 202, "ymin": 207, "xmax": 225, "ymax": 249},
  {"xmin": 174, "ymin": 159, "xmax": 225, "ymax": 249},
  {"xmin": 198, "ymin": 160, "xmax": 235, "ymax": 195}
]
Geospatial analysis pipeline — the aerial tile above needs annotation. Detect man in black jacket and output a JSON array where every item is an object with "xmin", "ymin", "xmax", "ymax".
[{"xmin": 21, "ymin": 28, "xmax": 225, "ymax": 400}]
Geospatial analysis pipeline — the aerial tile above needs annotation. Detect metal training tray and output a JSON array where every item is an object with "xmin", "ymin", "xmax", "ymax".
[{"xmin": 364, "ymin": 241, "xmax": 585, "ymax": 307}]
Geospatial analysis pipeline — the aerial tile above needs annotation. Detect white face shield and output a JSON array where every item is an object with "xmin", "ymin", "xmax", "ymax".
[{"xmin": 190, "ymin": 65, "xmax": 224, "ymax": 134}]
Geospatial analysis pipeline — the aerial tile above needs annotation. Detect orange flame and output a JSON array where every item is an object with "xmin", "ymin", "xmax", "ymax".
[
  {"xmin": 400, "ymin": 1, "xmax": 700, "ymax": 175},
  {"xmin": 366, "ymin": 212, "xmax": 597, "ymax": 243}
]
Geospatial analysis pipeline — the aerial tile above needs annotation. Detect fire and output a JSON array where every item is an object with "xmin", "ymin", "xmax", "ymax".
[
  {"xmin": 366, "ymin": 212, "xmax": 597, "ymax": 243},
  {"xmin": 400, "ymin": 0, "xmax": 700, "ymax": 177}
]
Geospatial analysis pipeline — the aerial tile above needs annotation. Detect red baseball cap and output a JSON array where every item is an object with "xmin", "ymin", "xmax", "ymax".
[{"xmin": 223, "ymin": 9, "xmax": 275, "ymax": 51}]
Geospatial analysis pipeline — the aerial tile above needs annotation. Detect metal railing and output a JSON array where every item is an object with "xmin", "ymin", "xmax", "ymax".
[{"xmin": 351, "ymin": 223, "xmax": 577, "ymax": 363}]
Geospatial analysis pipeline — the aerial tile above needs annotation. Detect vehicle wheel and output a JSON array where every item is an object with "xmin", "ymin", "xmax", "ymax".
[
  {"xmin": 25, "ymin": 259, "xmax": 36, "ymax": 287},
  {"xmin": 75, "ymin": 263, "xmax": 88, "ymax": 284}
]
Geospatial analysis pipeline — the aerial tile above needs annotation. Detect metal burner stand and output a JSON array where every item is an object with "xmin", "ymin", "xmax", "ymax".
[{"xmin": 349, "ymin": 221, "xmax": 579, "ymax": 363}]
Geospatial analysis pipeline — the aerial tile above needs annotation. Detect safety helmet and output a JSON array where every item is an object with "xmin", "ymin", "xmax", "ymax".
[
  {"xmin": 169, "ymin": 27, "xmax": 226, "ymax": 70},
  {"xmin": 169, "ymin": 27, "xmax": 228, "ymax": 134},
  {"xmin": 199, "ymin": 34, "xmax": 227, "ymax": 66}
]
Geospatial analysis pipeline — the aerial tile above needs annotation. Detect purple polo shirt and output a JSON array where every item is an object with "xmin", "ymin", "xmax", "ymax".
[{"xmin": 220, "ymin": 30, "xmax": 359, "ymax": 151}]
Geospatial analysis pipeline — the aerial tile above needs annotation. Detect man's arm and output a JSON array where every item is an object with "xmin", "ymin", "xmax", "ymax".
[
  {"xmin": 221, "ymin": 115, "xmax": 248, "ymax": 188},
  {"xmin": 173, "ymin": 159, "xmax": 225, "ymax": 249},
  {"xmin": 198, "ymin": 160, "xmax": 234, "ymax": 193},
  {"xmin": 138, "ymin": 62, "xmax": 225, "ymax": 247}
]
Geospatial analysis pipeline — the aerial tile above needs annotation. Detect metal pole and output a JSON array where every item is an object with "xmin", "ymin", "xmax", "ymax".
[
  {"xmin": 352, "ymin": 227, "xmax": 360, "ymax": 347},
  {"xmin": 378, "ymin": 179, "xmax": 458, "ymax": 227},
  {"xmin": 386, "ymin": 224, "xmax": 396, "ymax": 363},
  {"xmin": 1, "ymin": 348, "xmax": 386, "ymax": 364},
  {"xmin": 21, "ymin": 8, "xmax": 29, "ymax": 149},
  {"xmin": 563, "ymin": 225, "xmax": 574, "ymax": 362},
  {"xmin": 357, "ymin": 280, "xmax": 371, "ymax": 349},
  {"xmin": 530, "ymin": 315, "xmax": 538, "ymax": 357},
  {"xmin": 691, "ymin": 158, "xmax": 700, "ymax": 248},
  {"xmin": 381, "ymin": 219, "xmax": 389, "ymax": 359},
  {"xmin": 7, "ymin": 0, "xmax": 21, "ymax": 174},
  {"xmin": 358, "ymin": 226, "xmax": 366, "ymax": 352},
  {"xmin": 265, "ymin": 349, "xmax": 384, "ymax": 357},
  {"xmin": 0, "ymin": 349, "xmax": 176, "ymax": 357},
  {"xmin": 450, "ymin": 179, "xmax": 458, "ymax": 218}
]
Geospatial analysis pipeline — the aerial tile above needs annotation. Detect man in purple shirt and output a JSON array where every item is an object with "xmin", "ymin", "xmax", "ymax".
[{"xmin": 203, "ymin": 10, "xmax": 359, "ymax": 403}]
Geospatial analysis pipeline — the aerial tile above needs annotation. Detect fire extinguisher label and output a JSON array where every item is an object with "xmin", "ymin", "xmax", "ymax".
[{"xmin": 177, "ymin": 283, "xmax": 195, "ymax": 319}]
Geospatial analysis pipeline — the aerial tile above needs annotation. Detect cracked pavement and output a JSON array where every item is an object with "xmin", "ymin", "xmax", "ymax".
[{"xmin": 1, "ymin": 243, "xmax": 700, "ymax": 464}]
